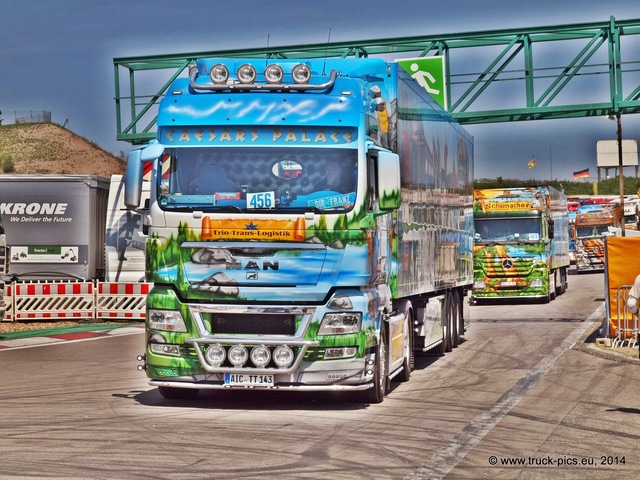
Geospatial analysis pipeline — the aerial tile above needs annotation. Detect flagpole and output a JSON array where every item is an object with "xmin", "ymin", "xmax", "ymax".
[
  {"xmin": 549, "ymin": 142, "xmax": 552, "ymax": 180},
  {"xmin": 617, "ymin": 113, "xmax": 625, "ymax": 236}
]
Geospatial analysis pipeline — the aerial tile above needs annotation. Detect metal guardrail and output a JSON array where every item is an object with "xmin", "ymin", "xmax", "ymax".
[
  {"xmin": 614, "ymin": 285, "xmax": 638, "ymax": 348},
  {"xmin": 113, "ymin": 17, "xmax": 640, "ymax": 144}
]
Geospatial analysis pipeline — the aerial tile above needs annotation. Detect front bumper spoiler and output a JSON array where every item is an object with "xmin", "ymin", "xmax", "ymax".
[{"xmin": 149, "ymin": 379, "xmax": 373, "ymax": 392}]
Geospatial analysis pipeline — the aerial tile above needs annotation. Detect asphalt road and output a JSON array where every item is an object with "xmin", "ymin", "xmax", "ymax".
[{"xmin": 1, "ymin": 268, "xmax": 639, "ymax": 480}]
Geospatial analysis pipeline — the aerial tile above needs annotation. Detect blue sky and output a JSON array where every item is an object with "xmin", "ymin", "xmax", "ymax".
[{"xmin": 1, "ymin": 0, "xmax": 639, "ymax": 181}]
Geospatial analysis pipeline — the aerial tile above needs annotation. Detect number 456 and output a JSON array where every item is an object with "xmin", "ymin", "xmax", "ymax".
[{"xmin": 247, "ymin": 192, "xmax": 274, "ymax": 209}]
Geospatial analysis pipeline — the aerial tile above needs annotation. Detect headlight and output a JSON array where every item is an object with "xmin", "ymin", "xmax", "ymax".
[
  {"xmin": 209, "ymin": 64, "xmax": 229, "ymax": 84},
  {"xmin": 318, "ymin": 312, "xmax": 362, "ymax": 335},
  {"xmin": 237, "ymin": 64, "xmax": 257, "ymax": 84},
  {"xmin": 228, "ymin": 344, "xmax": 249, "ymax": 367},
  {"xmin": 273, "ymin": 345, "xmax": 294, "ymax": 368},
  {"xmin": 531, "ymin": 278, "xmax": 543, "ymax": 288},
  {"xmin": 264, "ymin": 64, "xmax": 284, "ymax": 84},
  {"xmin": 291, "ymin": 64, "xmax": 311, "ymax": 84},
  {"xmin": 205, "ymin": 344, "xmax": 226, "ymax": 366},
  {"xmin": 148, "ymin": 309, "xmax": 187, "ymax": 332},
  {"xmin": 473, "ymin": 280, "xmax": 486, "ymax": 289},
  {"xmin": 250, "ymin": 345, "xmax": 271, "ymax": 367}
]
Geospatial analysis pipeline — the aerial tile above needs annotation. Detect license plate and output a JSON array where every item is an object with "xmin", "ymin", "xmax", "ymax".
[
  {"xmin": 500, "ymin": 281, "xmax": 517, "ymax": 287},
  {"xmin": 224, "ymin": 373, "xmax": 274, "ymax": 387}
]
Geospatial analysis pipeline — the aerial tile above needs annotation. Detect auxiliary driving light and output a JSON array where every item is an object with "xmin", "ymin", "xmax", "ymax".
[
  {"xmin": 264, "ymin": 64, "xmax": 284, "ymax": 84},
  {"xmin": 237, "ymin": 64, "xmax": 257, "ymax": 84},
  {"xmin": 150, "ymin": 343, "xmax": 181, "ymax": 356},
  {"xmin": 250, "ymin": 345, "xmax": 271, "ymax": 368},
  {"xmin": 324, "ymin": 347, "xmax": 358, "ymax": 359},
  {"xmin": 273, "ymin": 345, "xmax": 295, "ymax": 368},
  {"xmin": 205, "ymin": 344, "xmax": 226, "ymax": 366},
  {"xmin": 209, "ymin": 64, "xmax": 229, "ymax": 84},
  {"xmin": 228, "ymin": 344, "xmax": 249, "ymax": 367},
  {"xmin": 291, "ymin": 64, "xmax": 311, "ymax": 84}
]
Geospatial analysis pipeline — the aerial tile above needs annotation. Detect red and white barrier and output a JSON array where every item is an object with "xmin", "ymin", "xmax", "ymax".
[
  {"xmin": 96, "ymin": 282, "xmax": 151, "ymax": 320},
  {"xmin": 9, "ymin": 281, "xmax": 94, "ymax": 321},
  {"xmin": 3, "ymin": 284, "xmax": 14, "ymax": 322},
  {"xmin": 2, "ymin": 281, "xmax": 151, "ymax": 322}
]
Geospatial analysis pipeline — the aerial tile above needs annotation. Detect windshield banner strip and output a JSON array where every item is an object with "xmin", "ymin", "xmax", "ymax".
[{"xmin": 159, "ymin": 126, "xmax": 357, "ymax": 147}]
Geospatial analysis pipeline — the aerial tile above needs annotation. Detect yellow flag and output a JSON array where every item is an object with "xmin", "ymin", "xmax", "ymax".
[{"xmin": 527, "ymin": 158, "xmax": 536, "ymax": 169}]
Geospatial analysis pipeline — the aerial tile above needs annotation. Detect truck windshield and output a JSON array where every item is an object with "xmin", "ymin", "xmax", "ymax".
[
  {"xmin": 474, "ymin": 218, "xmax": 542, "ymax": 243},
  {"xmin": 157, "ymin": 147, "xmax": 358, "ymax": 213},
  {"xmin": 575, "ymin": 225, "xmax": 612, "ymax": 238}
]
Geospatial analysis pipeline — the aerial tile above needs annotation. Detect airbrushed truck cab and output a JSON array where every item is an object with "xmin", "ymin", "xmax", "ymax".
[
  {"xmin": 574, "ymin": 203, "xmax": 622, "ymax": 272},
  {"xmin": 126, "ymin": 57, "xmax": 474, "ymax": 403},
  {"xmin": 472, "ymin": 186, "xmax": 570, "ymax": 302}
]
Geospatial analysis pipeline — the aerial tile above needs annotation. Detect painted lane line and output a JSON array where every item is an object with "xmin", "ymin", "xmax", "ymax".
[{"xmin": 405, "ymin": 303, "xmax": 604, "ymax": 480}]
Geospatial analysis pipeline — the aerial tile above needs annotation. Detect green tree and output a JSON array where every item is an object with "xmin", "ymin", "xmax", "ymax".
[{"xmin": 474, "ymin": 176, "xmax": 639, "ymax": 197}]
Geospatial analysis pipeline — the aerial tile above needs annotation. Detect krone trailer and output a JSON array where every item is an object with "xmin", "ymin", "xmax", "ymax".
[
  {"xmin": 126, "ymin": 57, "xmax": 474, "ymax": 403},
  {"xmin": 0, "ymin": 175, "xmax": 149, "ymax": 321}
]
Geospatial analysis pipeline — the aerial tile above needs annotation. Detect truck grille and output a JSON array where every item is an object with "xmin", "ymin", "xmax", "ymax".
[
  {"xmin": 484, "ymin": 257, "xmax": 534, "ymax": 277},
  {"xmin": 210, "ymin": 312, "xmax": 296, "ymax": 335}
]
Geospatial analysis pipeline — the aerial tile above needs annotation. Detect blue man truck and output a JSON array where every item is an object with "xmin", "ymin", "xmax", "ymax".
[{"xmin": 126, "ymin": 57, "xmax": 474, "ymax": 403}]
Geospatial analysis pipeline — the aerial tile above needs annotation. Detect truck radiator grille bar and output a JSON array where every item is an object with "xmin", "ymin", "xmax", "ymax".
[{"xmin": 484, "ymin": 258, "xmax": 534, "ymax": 277}]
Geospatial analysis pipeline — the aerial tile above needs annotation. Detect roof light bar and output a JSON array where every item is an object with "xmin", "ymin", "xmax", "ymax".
[
  {"xmin": 237, "ymin": 64, "xmax": 257, "ymax": 84},
  {"xmin": 264, "ymin": 64, "xmax": 284, "ymax": 84},
  {"xmin": 209, "ymin": 64, "xmax": 229, "ymax": 84}
]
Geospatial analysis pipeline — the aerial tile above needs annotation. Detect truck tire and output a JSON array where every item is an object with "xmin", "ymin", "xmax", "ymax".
[
  {"xmin": 555, "ymin": 268, "xmax": 566, "ymax": 297},
  {"xmin": 363, "ymin": 326, "xmax": 389, "ymax": 404},
  {"xmin": 451, "ymin": 290, "xmax": 461, "ymax": 348},
  {"xmin": 437, "ymin": 295, "xmax": 453, "ymax": 354},
  {"xmin": 396, "ymin": 301, "xmax": 414, "ymax": 383},
  {"xmin": 548, "ymin": 272, "xmax": 556, "ymax": 301},
  {"xmin": 560, "ymin": 267, "xmax": 568, "ymax": 294},
  {"xmin": 158, "ymin": 386, "xmax": 199, "ymax": 400}
]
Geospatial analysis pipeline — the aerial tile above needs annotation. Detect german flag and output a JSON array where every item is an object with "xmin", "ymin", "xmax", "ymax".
[{"xmin": 573, "ymin": 168, "xmax": 589, "ymax": 179}]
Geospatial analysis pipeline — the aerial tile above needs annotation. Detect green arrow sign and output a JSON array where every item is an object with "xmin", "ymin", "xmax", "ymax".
[{"xmin": 397, "ymin": 56, "xmax": 447, "ymax": 110}]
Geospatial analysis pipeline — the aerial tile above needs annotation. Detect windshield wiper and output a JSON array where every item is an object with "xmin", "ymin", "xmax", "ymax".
[
  {"xmin": 282, "ymin": 206, "xmax": 324, "ymax": 214},
  {"xmin": 213, "ymin": 205, "xmax": 243, "ymax": 213}
]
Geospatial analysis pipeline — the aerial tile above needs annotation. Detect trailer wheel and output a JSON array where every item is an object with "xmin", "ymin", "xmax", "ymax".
[
  {"xmin": 363, "ymin": 326, "xmax": 389, "ymax": 404},
  {"xmin": 437, "ymin": 295, "xmax": 453, "ymax": 354},
  {"xmin": 560, "ymin": 267, "xmax": 568, "ymax": 295},
  {"xmin": 158, "ymin": 386, "xmax": 199, "ymax": 400},
  {"xmin": 551, "ymin": 271, "xmax": 557, "ymax": 300},
  {"xmin": 451, "ymin": 290, "xmax": 461, "ymax": 348}
]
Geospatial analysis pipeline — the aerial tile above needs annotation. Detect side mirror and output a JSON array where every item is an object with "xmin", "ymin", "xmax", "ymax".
[
  {"xmin": 377, "ymin": 150, "xmax": 400, "ymax": 210},
  {"xmin": 124, "ymin": 142, "xmax": 164, "ymax": 209}
]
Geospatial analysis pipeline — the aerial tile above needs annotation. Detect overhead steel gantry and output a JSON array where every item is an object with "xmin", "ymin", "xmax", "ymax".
[{"xmin": 113, "ymin": 16, "xmax": 640, "ymax": 144}]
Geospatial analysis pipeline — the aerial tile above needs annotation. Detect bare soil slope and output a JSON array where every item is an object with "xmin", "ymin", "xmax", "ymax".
[
  {"xmin": 0, "ymin": 123, "xmax": 126, "ymax": 331},
  {"xmin": 0, "ymin": 123, "xmax": 125, "ymax": 175}
]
